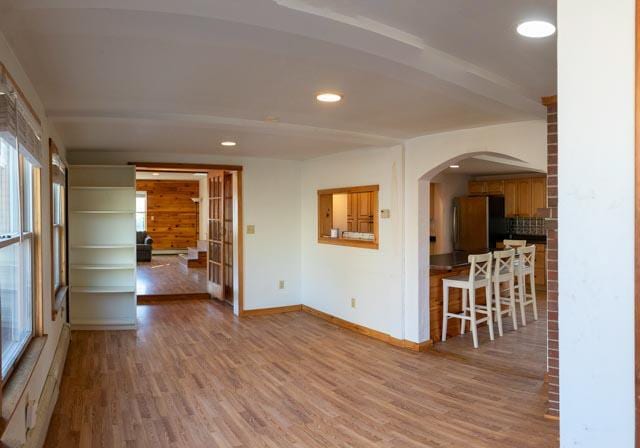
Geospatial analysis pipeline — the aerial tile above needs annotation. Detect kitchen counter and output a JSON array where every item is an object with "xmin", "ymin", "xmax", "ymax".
[{"xmin": 430, "ymin": 250, "xmax": 488, "ymax": 270}]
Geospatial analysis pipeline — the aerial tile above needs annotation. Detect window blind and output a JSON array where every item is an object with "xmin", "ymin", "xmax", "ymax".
[{"xmin": 0, "ymin": 78, "xmax": 44, "ymax": 167}]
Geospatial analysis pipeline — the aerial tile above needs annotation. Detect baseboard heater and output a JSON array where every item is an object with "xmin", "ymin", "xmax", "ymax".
[{"xmin": 23, "ymin": 323, "xmax": 70, "ymax": 448}]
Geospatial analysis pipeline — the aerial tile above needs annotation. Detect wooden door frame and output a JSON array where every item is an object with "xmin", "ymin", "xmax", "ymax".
[{"xmin": 130, "ymin": 162, "xmax": 244, "ymax": 315}]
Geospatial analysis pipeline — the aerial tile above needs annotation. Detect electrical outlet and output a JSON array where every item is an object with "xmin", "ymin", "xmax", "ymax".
[
  {"xmin": 247, "ymin": 225, "xmax": 255, "ymax": 234},
  {"xmin": 278, "ymin": 280, "xmax": 285, "ymax": 289},
  {"xmin": 351, "ymin": 298, "xmax": 356, "ymax": 308}
]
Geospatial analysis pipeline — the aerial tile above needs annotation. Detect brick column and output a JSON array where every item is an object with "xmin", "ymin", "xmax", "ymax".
[{"xmin": 542, "ymin": 95, "xmax": 559, "ymax": 419}]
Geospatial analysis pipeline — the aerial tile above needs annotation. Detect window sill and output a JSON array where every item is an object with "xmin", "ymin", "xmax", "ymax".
[
  {"xmin": 317, "ymin": 236, "xmax": 378, "ymax": 250},
  {"xmin": 52, "ymin": 285, "xmax": 68, "ymax": 320},
  {"xmin": 0, "ymin": 336, "xmax": 47, "ymax": 435}
]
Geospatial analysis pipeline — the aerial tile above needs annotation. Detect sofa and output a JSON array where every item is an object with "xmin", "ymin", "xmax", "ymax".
[{"xmin": 136, "ymin": 231, "xmax": 153, "ymax": 262}]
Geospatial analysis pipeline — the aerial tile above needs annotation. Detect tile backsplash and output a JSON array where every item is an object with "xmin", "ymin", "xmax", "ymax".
[{"xmin": 507, "ymin": 217, "xmax": 546, "ymax": 236}]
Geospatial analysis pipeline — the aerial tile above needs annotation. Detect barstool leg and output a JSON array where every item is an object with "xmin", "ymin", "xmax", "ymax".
[
  {"xmin": 518, "ymin": 272, "xmax": 527, "ymax": 326},
  {"xmin": 529, "ymin": 271, "xmax": 539, "ymax": 321},
  {"xmin": 442, "ymin": 285, "xmax": 449, "ymax": 342},
  {"xmin": 494, "ymin": 280, "xmax": 503, "ymax": 337},
  {"xmin": 485, "ymin": 285, "xmax": 494, "ymax": 341},
  {"xmin": 509, "ymin": 277, "xmax": 518, "ymax": 330},
  {"xmin": 469, "ymin": 288, "xmax": 479, "ymax": 348},
  {"xmin": 461, "ymin": 288, "xmax": 468, "ymax": 335}
]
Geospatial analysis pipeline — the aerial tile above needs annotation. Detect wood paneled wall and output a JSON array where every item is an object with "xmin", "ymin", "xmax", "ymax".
[{"xmin": 136, "ymin": 180, "xmax": 199, "ymax": 250}]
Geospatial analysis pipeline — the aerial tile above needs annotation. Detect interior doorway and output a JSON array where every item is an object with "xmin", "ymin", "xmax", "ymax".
[
  {"xmin": 131, "ymin": 162, "xmax": 244, "ymax": 314},
  {"xmin": 421, "ymin": 153, "xmax": 549, "ymax": 389}
]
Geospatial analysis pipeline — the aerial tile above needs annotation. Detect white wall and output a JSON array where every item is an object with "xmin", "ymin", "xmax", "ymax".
[
  {"xmin": 558, "ymin": 0, "xmax": 635, "ymax": 445},
  {"xmin": 69, "ymin": 150, "xmax": 302, "ymax": 312},
  {"xmin": 430, "ymin": 172, "xmax": 471, "ymax": 254},
  {"xmin": 403, "ymin": 121, "xmax": 547, "ymax": 343},
  {"xmin": 300, "ymin": 146, "xmax": 406, "ymax": 339},
  {"xmin": 0, "ymin": 31, "xmax": 69, "ymax": 445}
]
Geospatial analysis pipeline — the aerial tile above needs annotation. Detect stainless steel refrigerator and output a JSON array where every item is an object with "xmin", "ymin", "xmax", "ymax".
[{"xmin": 452, "ymin": 196, "xmax": 506, "ymax": 251}]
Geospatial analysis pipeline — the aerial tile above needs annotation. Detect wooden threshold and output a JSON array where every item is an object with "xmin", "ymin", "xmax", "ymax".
[{"xmin": 137, "ymin": 293, "xmax": 210, "ymax": 304}]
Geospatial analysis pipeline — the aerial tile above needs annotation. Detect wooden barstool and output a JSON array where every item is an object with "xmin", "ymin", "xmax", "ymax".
[
  {"xmin": 488, "ymin": 248, "xmax": 518, "ymax": 336},
  {"xmin": 441, "ymin": 253, "xmax": 494, "ymax": 348},
  {"xmin": 514, "ymin": 245, "xmax": 538, "ymax": 325}
]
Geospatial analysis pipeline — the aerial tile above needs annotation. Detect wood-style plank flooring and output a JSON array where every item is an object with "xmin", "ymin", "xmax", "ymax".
[
  {"xmin": 136, "ymin": 255, "xmax": 207, "ymax": 296},
  {"xmin": 44, "ymin": 299, "xmax": 558, "ymax": 447}
]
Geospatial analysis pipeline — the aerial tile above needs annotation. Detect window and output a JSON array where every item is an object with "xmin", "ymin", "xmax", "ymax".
[
  {"xmin": 136, "ymin": 191, "xmax": 147, "ymax": 231},
  {"xmin": 317, "ymin": 185, "xmax": 379, "ymax": 249},
  {"xmin": 50, "ymin": 140, "xmax": 67, "ymax": 314},
  {"xmin": 0, "ymin": 140, "xmax": 36, "ymax": 379}
]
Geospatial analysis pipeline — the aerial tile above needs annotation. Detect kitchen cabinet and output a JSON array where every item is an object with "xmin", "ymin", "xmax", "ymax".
[
  {"xmin": 516, "ymin": 178, "xmax": 531, "ymax": 217},
  {"xmin": 531, "ymin": 177, "xmax": 547, "ymax": 216},
  {"xmin": 472, "ymin": 176, "xmax": 546, "ymax": 217},
  {"xmin": 504, "ymin": 180, "xmax": 518, "ymax": 217},
  {"xmin": 347, "ymin": 191, "xmax": 374, "ymax": 233},
  {"xmin": 534, "ymin": 244, "xmax": 547, "ymax": 288},
  {"xmin": 487, "ymin": 180, "xmax": 504, "ymax": 195},
  {"xmin": 468, "ymin": 181, "xmax": 487, "ymax": 195}
]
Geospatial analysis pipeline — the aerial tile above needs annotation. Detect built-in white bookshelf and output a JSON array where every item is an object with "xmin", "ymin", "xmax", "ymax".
[{"xmin": 69, "ymin": 165, "xmax": 137, "ymax": 330}]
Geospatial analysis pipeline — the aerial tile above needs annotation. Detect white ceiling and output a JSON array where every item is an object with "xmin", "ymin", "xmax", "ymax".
[
  {"xmin": 0, "ymin": 0, "xmax": 556, "ymax": 160},
  {"xmin": 442, "ymin": 155, "xmax": 543, "ymax": 176}
]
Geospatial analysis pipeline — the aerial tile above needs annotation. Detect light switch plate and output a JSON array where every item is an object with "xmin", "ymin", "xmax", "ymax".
[
  {"xmin": 380, "ymin": 209, "xmax": 391, "ymax": 219},
  {"xmin": 247, "ymin": 225, "xmax": 255, "ymax": 234}
]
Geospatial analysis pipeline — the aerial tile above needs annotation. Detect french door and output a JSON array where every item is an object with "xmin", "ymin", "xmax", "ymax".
[{"xmin": 207, "ymin": 170, "xmax": 224, "ymax": 299}]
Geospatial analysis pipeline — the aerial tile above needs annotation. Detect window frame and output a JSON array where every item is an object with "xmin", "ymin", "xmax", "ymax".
[
  {"xmin": 136, "ymin": 190, "xmax": 147, "ymax": 232},
  {"xmin": 0, "ymin": 147, "xmax": 38, "ymax": 384},
  {"xmin": 49, "ymin": 139, "xmax": 67, "ymax": 320},
  {"xmin": 317, "ymin": 185, "xmax": 379, "ymax": 250}
]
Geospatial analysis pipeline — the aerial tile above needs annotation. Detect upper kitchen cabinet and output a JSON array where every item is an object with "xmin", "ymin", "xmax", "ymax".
[
  {"xmin": 487, "ymin": 180, "xmax": 504, "ymax": 195},
  {"xmin": 468, "ymin": 181, "xmax": 487, "ymax": 195},
  {"xmin": 516, "ymin": 178, "xmax": 532, "ymax": 217},
  {"xmin": 469, "ymin": 180, "xmax": 505, "ymax": 196},
  {"xmin": 504, "ymin": 180, "xmax": 518, "ymax": 217},
  {"xmin": 470, "ymin": 176, "xmax": 546, "ymax": 217},
  {"xmin": 530, "ymin": 177, "xmax": 547, "ymax": 216}
]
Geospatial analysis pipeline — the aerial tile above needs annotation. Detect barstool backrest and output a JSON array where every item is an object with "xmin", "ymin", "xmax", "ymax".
[
  {"xmin": 504, "ymin": 239, "xmax": 527, "ymax": 248},
  {"xmin": 493, "ymin": 248, "xmax": 515, "ymax": 277},
  {"xmin": 467, "ymin": 252, "xmax": 492, "ymax": 282},
  {"xmin": 516, "ymin": 245, "xmax": 536, "ymax": 271}
]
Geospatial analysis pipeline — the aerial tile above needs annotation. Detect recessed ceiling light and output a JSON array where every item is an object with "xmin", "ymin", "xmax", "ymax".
[
  {"xmin": 517, "ymin": 20, "xmax": 556, "ymax": 38},
  {"xmin": 221, "ymin": 141, "xmax": 237, "ymax": 147},
  {"xmin": 449, "ymin": 164, "xmax": 460, "ymax": 169},
  {"xmin": 152, "ymin": 172, "xmax": 160, "ymax": 176},
  {"xmin": 193, "ymin": 172, "xmax": 207, "ymax": 176},
  {"xmin": 316, "ymin": 93, "xmax": 342, "ymax": 103}
]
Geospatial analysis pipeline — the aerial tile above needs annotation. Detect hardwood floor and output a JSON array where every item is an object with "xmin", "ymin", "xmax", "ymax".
[
  {"xmin": 44, "ymin": 299, "xmax": 557, "ymax": 447},
  {"xmin": 434, "ymin": 292, "xmax": 548, "ymax": 381},
  {"xmin": 136, "ymin": 255, "xmax": 207, "ymax": 297}
]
